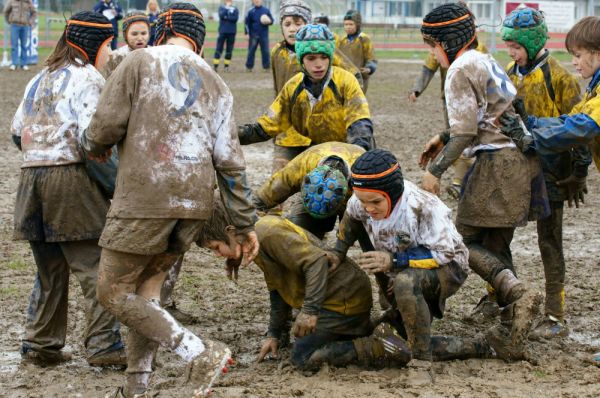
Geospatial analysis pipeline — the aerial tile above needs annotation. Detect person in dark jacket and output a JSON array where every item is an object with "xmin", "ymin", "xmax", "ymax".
[
  {"xmin": 244, "ymin": 0, "xmax": 273, "ymax": 71},
  {"xmin": 145, "ymin": 0, "xmax": 159, "ymax": 45},
  {"xmin": 93, "ymin": 0, "xmax": 123, "ymax": 49},
  {"xmin": 213, "ymin": 0, "xmax": 239, "ymax": 72}
]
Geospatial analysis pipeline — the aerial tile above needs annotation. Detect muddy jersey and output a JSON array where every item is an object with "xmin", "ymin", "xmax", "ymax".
[
  {"xmin": 445, "ymin": 49, "xmax": 516, "ymax": 156},
  {"xmin": 256, "ymin": 142, "xmax": 364, "ymax": 206},
  {"xmin": 416, "ymin": 42, "xmax": 488, "ymax": 99},
  {"xmin": 101, "ymin": 45, "xmax": 131, "ymax": 77},
  {"xmin": 12, "ymin": 63, "xmax": 104, "ymax": 168},
  {"xmin": 506, "ymin": 54, "xmax": 580, "ymax": 118},
  {"xmin": 345, "ymin": 181, "xmax": 469, "ymax": 272},
  {"xmin": 255, "ymin": 215, "xmax": 372, "ymax": 315},
  {"xmin": 336, "ymin": 32, "xmax": 376, "ymax": 72},
  {"xmin": 258, "ymin": 66, "xmax": 370, "ymax": 147},
  {"xmin": 86, "ymin": 45, "xmax": 246, "ymax": 220},
  {"xmin": 270, "ymin": 40, "xmax": 363, "ymax": 96}
]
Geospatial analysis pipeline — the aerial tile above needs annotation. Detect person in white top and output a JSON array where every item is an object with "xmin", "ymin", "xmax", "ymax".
[{"xmin": 10, "ymin": 11, "xmax": 126, "ymax": 368}]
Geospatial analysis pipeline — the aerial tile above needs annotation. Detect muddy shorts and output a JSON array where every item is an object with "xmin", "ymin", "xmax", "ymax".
[
  {"xmin": 457, "ymin": 147, "xmax": 531, "ymax": 228},
  {"xmin": 14, "ymin": 164, "xmax": 109, "ymax": 242},
  {"xmin": 99, "ymin": 218, "xmax": 205, "ymax": 256}
]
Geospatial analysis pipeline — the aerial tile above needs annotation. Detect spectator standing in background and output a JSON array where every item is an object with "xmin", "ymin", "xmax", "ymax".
[
  {"xmin": 213, "ymin": 0, "xmax": 239, "ymax": 72},
  {"xmin": 244, "ymin": 0, "xmax": 273, "ymax": 72},
  {"xmin": 93, "ymin": 0, "xmax": 123, "ymax": 50},
  {"xmin": 3, "ymin": 0, "xmax": 37, "ymax": 71},
  {"xmin": 146, "ymin": 0, "xmax": 160, "ymax": 45}
]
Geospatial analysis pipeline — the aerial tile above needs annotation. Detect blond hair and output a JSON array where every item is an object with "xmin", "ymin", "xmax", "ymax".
[{"xmin": 146, "ymin": 0, "xmax": 159, "ymax": 15}]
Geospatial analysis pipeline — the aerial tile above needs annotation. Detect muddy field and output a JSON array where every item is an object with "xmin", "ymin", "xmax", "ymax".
[{"xmin": 1, "ymin": 59, "xmax": 599, "ymax": 398}]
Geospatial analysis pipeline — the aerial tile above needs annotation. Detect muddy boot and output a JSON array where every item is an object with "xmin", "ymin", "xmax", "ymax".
[
  {"xmin": 353, "ymin": 322, "xmax": 412, "ymax": 368},
  {"xmin": 430, "ymin": 335, "xmax": 494, "ymax": 361},
  {"xmin": 446, "ymin": 183, "xmax": 461, "ymax": 200},
  {"xmin": 166, "ymin": 303, "xmax": 199, "ymax": 325},
  {"xmin": 405, "ymin": 358, "xmax": 435, "ymax": 386},
  {"xmin": 465, "ymin": 294, "xmax": 500, "ymax": 323},
  {"xmin": 87, "ymin": 347, "xmax": 127, "ymax": 367},
  {"xmin": 529, "ymin": 315, "xmax": 569, "ymax": 340},
  {"xmin": 185, "ymin": 339, "xmax": 233, "ymax": 397},
  {"xmin": 21, "ymin": 346, "xmax": 72, "ymax": 365},
  {"xmin": 494, "ymin": 270, "xmax": 543, "ymax": 342}
]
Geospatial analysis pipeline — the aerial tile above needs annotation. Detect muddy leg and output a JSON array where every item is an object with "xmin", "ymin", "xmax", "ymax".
[
  {"xmin": 96, "ymin": 249, "xmax": 205, "ymax": 359},
  {"xmin": 536, "ymin": 201, "xmax": 565, "ymax": 320},
  {"xmin": 22, "ymin": 241, "xmax": 69, "ymax": 358},
  {"xmin": 430, "ymin": 336, "xmax": 493, "ymax": 361},
  {"xmin": 393, "ymin": 269, "xmax": 432, "ymax": 361},
  {"xmin": 60, "ymin": 240, "xmax": 123, "ymax": 356}
]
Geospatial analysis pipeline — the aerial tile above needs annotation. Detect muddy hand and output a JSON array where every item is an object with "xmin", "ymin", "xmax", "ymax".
[
  {"xmin": 325, "ymin": 250, "xmax": 342, "ymax": 273},
  {"xmin": 419, "ymin": 135, "xmax": 443, "ymax": 170},
  {"xmin": 225, "ymin": 257, "xmax": 242, "ymax": 281},
  {"xmin": 421, "ymin": 171, "xmax": 441, "ymax": 196},
  {"xmin": 237, "ymin": 231, "xmax": 259, "ymax": 266},
  {"xmin": 257, "ymin": 338, "xmax": 279, "ymax": 362},
  {"xmin": 556, "ymin": 174, "xmax": 587, "ymax": 208},
  {"xmin": 292, "ymin": 312, "xmax": 318, "ymax": 338},
  {"xmin": 357, "ymin": 251, "xmax": 392, "ymax": 274}
]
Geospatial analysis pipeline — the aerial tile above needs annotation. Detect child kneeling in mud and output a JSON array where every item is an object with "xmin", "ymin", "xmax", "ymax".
[
  {"xmin": 80, "ymin": 3, "xmax": 258, "ymax": 397},
  {"xmin": 332, "ymin": 149, "xmax": 492, "ymax": 376}
]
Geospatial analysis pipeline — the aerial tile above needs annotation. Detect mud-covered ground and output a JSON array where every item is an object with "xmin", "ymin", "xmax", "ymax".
[{"xmin": 1, "ymin": 60, "xmax": 599, "ymax": 398}]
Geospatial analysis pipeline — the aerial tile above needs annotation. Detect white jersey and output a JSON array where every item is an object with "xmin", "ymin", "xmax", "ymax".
[
  {"xmin": 12, "ymin": 62, "xmax": 104, "ymax": 168},
  {"xmin": 346, "ymin": 180, "xmax": 469, "ymax": 271}
]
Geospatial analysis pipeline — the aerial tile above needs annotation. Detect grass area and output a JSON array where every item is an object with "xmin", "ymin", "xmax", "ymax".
[
  {"xmin": 0, "ymin": 286, "xmax": 20, "ymax": 298},
  {"xmin": 6, "ymin": 258, "xmax": 29, "ymax": 271}
]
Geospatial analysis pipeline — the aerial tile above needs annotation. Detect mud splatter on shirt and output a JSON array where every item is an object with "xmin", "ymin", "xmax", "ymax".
[
  {"xmin": 86, "ymin": 45, "xmax": 246, "ymax": 220},
  {"xmin": 445, "ymin": 50, "xmax": 517, "ymax": 157},
  {"xmin": 12, "ymin": 63, "xmax": 104, "ymax": 168},
  {"xmin": 345, "ymin": 181, "xmax": 469, "ymax": 272}
]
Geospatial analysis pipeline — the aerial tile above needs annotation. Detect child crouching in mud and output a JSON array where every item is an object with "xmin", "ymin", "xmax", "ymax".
[
  {"xmin": 80, "ymin": 3, "xmax": 258, "ymax": 397},
  {"xmin": 10, "ymin": 11, "xmax": 126, "ymax": 368}
]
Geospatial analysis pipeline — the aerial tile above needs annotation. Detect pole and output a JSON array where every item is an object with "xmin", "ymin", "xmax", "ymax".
[
  {"xmin": 588, "ymin": 0, "xmax": 595, "ymax": 16},
  {"xmin": 489, "ymin": 0, "xmax": 499, "ymax": 53}
]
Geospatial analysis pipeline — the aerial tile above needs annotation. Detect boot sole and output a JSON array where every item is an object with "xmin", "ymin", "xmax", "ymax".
[
  {"xmin": 191, "ymin": 348, "xmax": 232, "ymax": 398},
  {"xmin": 511, "ymin": 290, "xmax": 543, "ymax": 346}
]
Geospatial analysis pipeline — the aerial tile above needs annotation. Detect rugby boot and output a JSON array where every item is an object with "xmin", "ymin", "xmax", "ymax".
[
  {"xmin": 529, "ymin": 315, "xmax": 569, "ymax": 340},
  {"xmin": 185, "ymin": 339, "xmax": 233, "ymax": 397},
  {"xmin": 87, "ymin": 347, "xmax": 127, "ymax": 367},
  {"xmin": 21, "ymin": 346, "xmax": 72, "ymax": 365},
  {"xmin": 353, "ymin": 322, "xmax": 412, "ymax": 368},
  {"xmin": 465, "ymin": 294, "xmax": 500, "ymax": 324}
]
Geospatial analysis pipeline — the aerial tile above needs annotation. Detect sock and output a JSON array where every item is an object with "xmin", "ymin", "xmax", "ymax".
[{"xmin": 173, "ymin": 329, "xmax": 205, "ymax": 362}]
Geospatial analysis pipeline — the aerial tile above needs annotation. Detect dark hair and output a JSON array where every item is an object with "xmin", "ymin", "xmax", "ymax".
[
  {"xmin": 566, "ymin": 16, "xmax": 600, "ymax": 54},
  {"xmin": 197, "ymin": 199, "xmax": 232, "ymax": 246},
  {"xmin": 45, "ymin": 34, "xmax": 88, "ymax": 72}
]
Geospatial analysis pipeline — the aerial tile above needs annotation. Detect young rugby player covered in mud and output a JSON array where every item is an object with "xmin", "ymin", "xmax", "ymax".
[
  {"xmin": 271, "ymin": 0, "xmax": 363, "ymax": 97},
  {"xmin": 239, "ymin": 23, "xmax": 375, "ymax": 172},
  {"xmin": 253, "ymin": 142, "xmax": 364, "ymax": 238},
  {"xmin": 418, "ymin": 3, "xmax": 543, "ymax": 361},
  {"xmin": 80, "ymin": 3, "xmax": 258, "ymax": 397},
  {"xmin": 10, "ymin": 11, "xmax": 126, "ymax": 367},
  {"xmin": 331, "ymin": 149, "xmax": 493, "ymax": 375},
  {"xmin": 337, "ymin": 10, "xmax": 377, "ymax": 93},
  {"xmin": 500, "ymin": 7, "xmax": 591, "ymax": 339}
]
